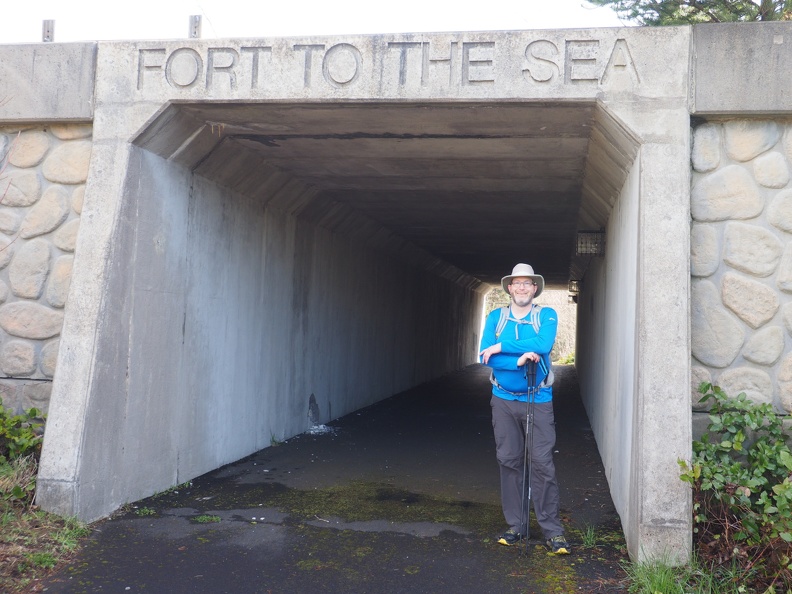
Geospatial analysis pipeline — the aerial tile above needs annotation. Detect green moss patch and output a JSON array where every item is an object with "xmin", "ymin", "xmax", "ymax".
[{"xmin": 267, "ymin": 482, "xmax": 503, "ymax": 534}]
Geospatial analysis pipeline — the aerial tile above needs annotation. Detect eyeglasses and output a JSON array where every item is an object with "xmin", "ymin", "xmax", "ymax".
[{"xmin": 510, "ymin": 281, "xmax": 535, "ymax": 289}]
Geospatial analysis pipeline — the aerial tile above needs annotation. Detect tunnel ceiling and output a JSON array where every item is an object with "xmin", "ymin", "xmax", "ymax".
[{"xmin": 137, "ymin": 102, "xmax": 607, "ymax": 289}]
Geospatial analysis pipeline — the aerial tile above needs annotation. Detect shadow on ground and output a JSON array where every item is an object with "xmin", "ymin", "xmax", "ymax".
[{"xmin": 41, "ymin": 364, "xmax": 628, "ymax": 593}]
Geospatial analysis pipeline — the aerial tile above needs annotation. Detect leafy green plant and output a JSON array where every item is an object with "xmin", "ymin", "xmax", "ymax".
[
  {"xmin": 193, "ymin": 514, "xmax": 221, "ymax": 524},
  {"xmin": 134, "ymin": 507, "xmax": 156, "ymax": 517},
  {"xmin": 679, "ymin": 383, "xmax": 792, "ymax": 590},
  {"xmin": 557, "ymin": 352, "xmax": 575, "ymax": 365},
  {"xmin": 0, "ymin": 404, "xmax": 45, "ymax": 505},
  {"xmin": 0, "ymin": 406, "xmax": 44, "ymax": 464}
]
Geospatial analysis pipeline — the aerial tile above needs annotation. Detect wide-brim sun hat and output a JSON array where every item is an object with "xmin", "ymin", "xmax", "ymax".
[{"xmin": 501, "ymin": 263, "xmax": 544, "ymax": 297}]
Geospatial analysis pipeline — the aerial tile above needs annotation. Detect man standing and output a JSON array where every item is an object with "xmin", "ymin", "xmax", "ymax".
[{"xmin": 479, "ymin": 263, "xmax": 569, "ymax": 554}]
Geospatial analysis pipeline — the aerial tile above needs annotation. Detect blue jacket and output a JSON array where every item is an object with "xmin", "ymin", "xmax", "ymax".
[{"xmin": 480, "ymin": 305, "xmax": 557, "ymax": 403}]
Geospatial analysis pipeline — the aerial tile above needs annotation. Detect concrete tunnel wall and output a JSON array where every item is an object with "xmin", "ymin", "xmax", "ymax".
[
  {"xmin": 19, "ymin": 24, "xmax": 711, "ymax": 560},
  {"xmin": 576, "ymin": 160, "xmax": 640, "ymax": 522},
  {"xmin": 38, "ymin": 139, "xmax": 485, "ymax": 521}
]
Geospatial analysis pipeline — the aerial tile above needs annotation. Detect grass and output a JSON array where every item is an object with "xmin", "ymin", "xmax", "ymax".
[
  {"xmin": 580, "ymin": 523, "xmax": 597, "ymax": 548},
  {"xmin": 0, "ymin": 452, "xmax": 90, "ymax": 593},
  {"xmin": 623, "ymin": 558, "xmax": 687, "ymax": 593},
  {"xmin": 622, "ymin": 555, "xmax": 757, "ymax": 594},
  {"xmin": 0, "ymin": 498, "xmax": 89, "ymax": 593},
  {"xmin": 152, "ymin": 481, "xmax": 192, "ymax": 498},
  {"xmin": 0, "ymin": 455, "xmax": 37, "ymax": 500}
]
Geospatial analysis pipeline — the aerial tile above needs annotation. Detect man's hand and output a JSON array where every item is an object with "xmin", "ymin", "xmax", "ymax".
[
  {"xmin": 479, "ymin": 343, "xmax": 502, "ymax": 364},
  {"xmin": 517, "ymin": 352, "xmax": 539, "ymax": 367}
]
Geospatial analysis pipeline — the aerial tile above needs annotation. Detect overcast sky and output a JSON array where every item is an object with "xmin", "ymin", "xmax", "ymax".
[{"xmin": 0, "ymin": 0, "xmax": 626, "ymax": 44}]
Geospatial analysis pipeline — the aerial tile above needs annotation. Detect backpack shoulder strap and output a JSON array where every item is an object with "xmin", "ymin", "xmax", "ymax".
[
  {"xmin": 530, "ymin": 305, "xmax": 555, "ymax": 387},
  {"xmin": 530, "ymin": 304, "xmax": 543, "ymax": 333},
  {"xmin": 497, "ymin": 305, "xmax": 541, "ymax": 338},
  {"xmin": 494, "ymin": 306, "xmax": 509, "ymax": 338}
]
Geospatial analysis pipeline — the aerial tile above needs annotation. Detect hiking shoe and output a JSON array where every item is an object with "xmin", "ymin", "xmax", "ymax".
[
  {"xmin": 497, "ymin": 528, "xmax": 524, "ymax": 546},
  {"xmin": 546, "ymin": 534, "xmax": 570, "ymax": 554}
]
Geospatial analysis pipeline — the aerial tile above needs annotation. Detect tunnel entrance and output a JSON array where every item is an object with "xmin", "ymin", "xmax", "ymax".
[
  {"xmin": 130, "ymin": 99, "xmax": 633, "ymax": 477},
  {"xmin": 135, "ymin": 102, "xmax": 599, "ymax": 288},
  {"xmin": 124, "ymin": 98, "xmax": 647, "ymax": 543},
  {"xmin": 38, "ymin": 30, "xmax": 693, "ymax": 562},
  {"xmin": 132, "ymin": 100, "xmax": 632, "ymax": 447},
  {"xmin": 125, "ymin": 99, "xmax": 610, "ymax": 451}
]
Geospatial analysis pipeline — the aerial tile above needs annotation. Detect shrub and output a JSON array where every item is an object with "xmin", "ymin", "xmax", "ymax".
[
  {"xmin": 679, "ymin": 383, "xmax": 792, "ymax": 591},
  {"xmin": 0, "ymin": 406, "xmax": 44, "ymax": 464},
  {"xmin": 0, "ymin": 405, "xmax": 44, "ymax": 505}
]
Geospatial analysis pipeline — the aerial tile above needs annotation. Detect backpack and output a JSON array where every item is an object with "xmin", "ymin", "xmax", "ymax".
[{"xmin": 491, "ymin": 304, "xmax": 554, "ymax": 389}]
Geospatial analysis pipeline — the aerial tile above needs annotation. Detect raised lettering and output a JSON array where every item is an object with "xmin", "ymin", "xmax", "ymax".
[
  {"xmin": 165, "ymin": 48, "xmax": 203, "ymax": 89},
  {"xmin": 522, "ymin": 40, "xmax": 560, "ymax": 83},
  {"xmin": 322, "ymin": 43, "xmax": 362, "ymax": 87},
  {"xmin": 564, "ymin": 40, "xmax": 599, "ymax": 85},
  {"xmin": 137, "ymin": 49, "xmax": 166, "ymax": 89},
  {"xmin": 462, "ymin": 42, "xmax": 495, "ymax": 85},
  {"xmin": 241, "ymin": 47, "xmax": 273, "ymax": 89},
  {"xmin": 294, "ymin": 44, "xmax": 325, "ymax": 88},
  {"xmin": 207, "ymin": 47, "xmax": 239, "ymax": 90}
]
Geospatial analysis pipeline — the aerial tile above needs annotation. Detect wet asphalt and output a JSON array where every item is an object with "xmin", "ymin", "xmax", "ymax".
[{"xmin": 39, "ymin": 364, "xmax": 628, "ymax": 594}]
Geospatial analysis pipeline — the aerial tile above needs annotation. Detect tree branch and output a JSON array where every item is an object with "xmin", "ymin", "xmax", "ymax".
[{"xmin": 686, "ymin": 0, "xmax": 731, "ymax": 22}]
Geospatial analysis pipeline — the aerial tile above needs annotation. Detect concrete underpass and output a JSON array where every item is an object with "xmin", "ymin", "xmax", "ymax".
[
  {"xmin": 35, "ymin": 30, "xmax": 693, "ymax": 562},
  {"xmin": 40, "ymin": 365, "xmax": 626, "ymax": 592}
]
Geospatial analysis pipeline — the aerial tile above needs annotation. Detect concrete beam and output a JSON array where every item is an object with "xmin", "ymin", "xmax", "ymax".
[
  {"xmin": 692, "ymin": 22, "xmax": 792, "ymax": 115},
  {"xmin": 0, "ymin": 43, "xmax": 96, "ymax": 122}
]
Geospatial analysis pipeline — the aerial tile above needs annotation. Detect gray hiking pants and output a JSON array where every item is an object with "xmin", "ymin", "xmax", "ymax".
[{"xmin": 491, "ymin": 395, "xmax": 564, "ymax": 539}]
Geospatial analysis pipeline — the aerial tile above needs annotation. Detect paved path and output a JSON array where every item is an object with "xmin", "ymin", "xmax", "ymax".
[{"xmin": 42, "ymin": 365, "xmax": 628, "ymax": 593}]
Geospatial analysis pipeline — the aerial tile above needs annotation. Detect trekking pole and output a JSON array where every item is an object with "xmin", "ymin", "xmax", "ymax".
[
  {"xmin": 520, "ymin": 359, "xmax": 538, "ymax": 552},
  {"xmin": 526, "ymin": 359, "xmax": 539, "ymax": 553}
]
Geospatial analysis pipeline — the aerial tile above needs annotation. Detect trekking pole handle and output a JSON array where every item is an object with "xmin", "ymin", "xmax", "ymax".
[{"xmin": 525, "ymin": 359, "xmax": 537, "ymax": 390}]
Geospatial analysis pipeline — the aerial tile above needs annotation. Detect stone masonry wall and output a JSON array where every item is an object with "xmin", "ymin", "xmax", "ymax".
[
  {"xmin": 0, "ymin": 124, "xmax": 91, "ymax": 415},
  {"xmin": 692, "ymin": 119, "xmax": 792, "ymax": 413}
]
